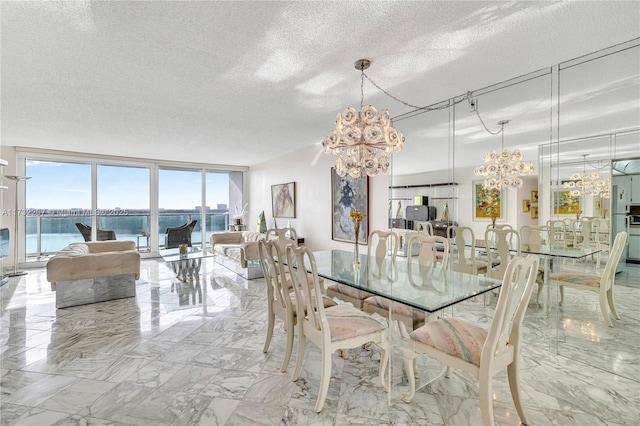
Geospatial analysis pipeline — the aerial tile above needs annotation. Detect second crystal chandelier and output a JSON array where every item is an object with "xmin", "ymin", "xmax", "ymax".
[{"xmin": 474, "ymin": 120, "xmax": 534, "ymax": 190}]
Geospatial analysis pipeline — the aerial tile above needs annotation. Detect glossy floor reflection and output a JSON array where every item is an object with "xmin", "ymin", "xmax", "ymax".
[{"xmin": 1, "ymin": 259, "xmax": 638, "ymax": 425}]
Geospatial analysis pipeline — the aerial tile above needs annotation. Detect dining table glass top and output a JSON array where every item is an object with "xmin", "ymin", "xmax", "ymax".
[
  {"xmin": 311, "ymin": 249, "xmax": 502, "ymax": 313},
  {"xmin": 519, "ymin": 244, "xmax": 601, "ymax": 259}
]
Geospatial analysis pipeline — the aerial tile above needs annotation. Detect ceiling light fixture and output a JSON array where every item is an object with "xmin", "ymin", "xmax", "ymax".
[
  {"xmin": 322, "ymin": 59, "xmax": 404, "ymax": 178},
  {"xmin": 563, "ymin": 154, "xmax": 609, "ymax": 197},
  {"xmin": 474, "ymin": 120, "xmax": 534, "ymax": 190}
]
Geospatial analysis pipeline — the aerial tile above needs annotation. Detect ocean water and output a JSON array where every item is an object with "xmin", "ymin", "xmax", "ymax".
[{"xmin": 26, "ymin": 233, "xmax": 205, "ymax": 255}]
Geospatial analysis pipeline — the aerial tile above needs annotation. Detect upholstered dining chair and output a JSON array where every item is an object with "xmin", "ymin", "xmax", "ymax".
[
  {"xmin": 550, "ymin": 231, "xmax": 627, "ymax": 327},
  {"xmin": 257, "ymin": 239, "xmax": 336, "ymax": 373},
  {"xmin": 485, "ymin": 228, "xmax": 521, "ymax": 281},
  {"xmin": 448, "ymin": 226, "xmax": 487, "ymax": 275},
  {"xmin": 75, "ymin": 222, "xmax": 117, "ymax": 242},
  {"xmin": 165, "ymin": 219, "xmax": 197, "ymax": 249},
  {"xmin": 402, "ymin": 255, "xmax": 540, "ymax": 426},
  {"xmin": 325, "ymin": 229, "xmax": 399, "ymax": 310},
  {"xmin": 519, "ymin": 225, "xmax": 548, "ymax": 304},
  {"xmin": 286, "ymin": 245, "xmax": 389, "ymax": 413},
  {"xmin": 362, "ymin": 234, "xmax": 450, "ymax": 332},
  {"xmin": 266, "ymin": 227, "xmax": 299, "ymax": 253}
]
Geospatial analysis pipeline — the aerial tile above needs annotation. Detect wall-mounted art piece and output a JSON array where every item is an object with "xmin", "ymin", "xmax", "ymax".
[
  {"xmin": 531, "ymin": 206, "xmax": 539, "ymax": 220},
  {"xmin": 331, "ymin": 167, "xmax": 368, "ymax": 243},
  {"xmin": 531, "ymin": 190, "xmax": 539, "ymax": 203},
  {"xmin": 473, "ymin": 181, "xmax": 505, "ymax": 221},
  {"xmin": 553, "ymin": 190, "xmax": 581, "ymax": 215},
  {"xmin": 271, "ymin": 182, "xmax": 296, "ymax": 218},
  {"xmin": 522, "ymin": 199, "xmax": 532, "ymax": 213}
]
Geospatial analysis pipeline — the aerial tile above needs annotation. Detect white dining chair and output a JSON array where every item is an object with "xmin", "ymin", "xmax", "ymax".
[
  {"xmin": 550, "ymin": 231, "xmax": 627, "ymax": 327},
  {"xmin": 257, "ymin": 239, "xmax": 336, "ymax": 373},
  {"xmin": 402, "ymin": 254, "xmax": 540, "ymax": 426},
  {"xmin": 362, "ymin": 234, "xmax": 449, "ymax": 332},
  {"xmin": 286, "ymin": 245, "xmax": 389, "ymax": 413},
  {"xmin": 325, "ymin": 229, "xmax": 399, "ymax": 309},
  {"xmin": 485, "ymin": 228, "xmax": 521, "ymax": 280},
  {"xmin": 519, "ymin": 225, "xmax": 548, "ymax": 304},
  {"xmin": 448, "ymin": 226, "xmax": 487, "ymax": 275}
]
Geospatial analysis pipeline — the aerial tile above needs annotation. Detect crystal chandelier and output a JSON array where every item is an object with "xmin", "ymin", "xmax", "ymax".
[
  {"xmin": 322, "ymin": 59, "xmax": 404, "ymax": 178},
  {"xmin": 562, "ymin": 154, "xmax": 609, "ymax": 197},
  {"xmin": 474, "ymin": 120, "xmax": 534, "ymax": 190}
]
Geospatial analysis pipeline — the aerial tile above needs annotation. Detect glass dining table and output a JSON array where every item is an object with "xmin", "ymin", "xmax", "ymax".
[{"xmin": 309, "ymin": 249, "xmax": 502, "ymax": 403}]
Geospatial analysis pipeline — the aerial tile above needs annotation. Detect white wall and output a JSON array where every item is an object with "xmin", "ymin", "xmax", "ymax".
[{"xmin": 249, "ymin": 144, "xmax": 389, "ymax": 251}]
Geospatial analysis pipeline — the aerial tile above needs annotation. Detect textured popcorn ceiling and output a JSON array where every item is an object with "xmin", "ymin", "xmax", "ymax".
[{"xmin": 1, "ymin": 1, "xmax": 639, "ymax": 171}]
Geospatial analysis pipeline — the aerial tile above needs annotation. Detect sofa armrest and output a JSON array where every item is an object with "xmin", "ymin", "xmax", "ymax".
[
  {"xmin": 86, "ymin": 240, "xmax": 135, "ymax": 253},
  {"xmin": 240, "ymin": 241, "xmax": 261, "ymax": 267}
]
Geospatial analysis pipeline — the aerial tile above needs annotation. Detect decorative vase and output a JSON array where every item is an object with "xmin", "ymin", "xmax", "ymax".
[
  {"xmin": 491, "ymin": 214, "xmax": 497, "ymax": 229},
  {"xmin": 442, "ymin": 203, "xmax": 450, "ymax": 222},
  {"xmin": 353, "ymin": 225, "xmax": 360, "ymax": 265}
]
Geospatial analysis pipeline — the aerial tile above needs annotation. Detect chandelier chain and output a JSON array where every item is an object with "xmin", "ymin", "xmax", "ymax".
[
  {"xmin": 362, "ymin": 72, "xmax": 466, "ymax": 112},
  {"xmin": 474, "ymin": 107, "xmax": 503, "ymax": 136}
]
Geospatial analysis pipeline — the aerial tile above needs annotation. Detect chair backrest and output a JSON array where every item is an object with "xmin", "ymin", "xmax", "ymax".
[
  {"xmin": 258, "ymin": 239, "xmax": 292, "ymax": 313},
  {"xmin": 448, "ymin": 226, "xmax": 477, "ymax": 274},
  {"xmin": 547, "ymin": 220, "xmax": 566, "ymax": 247},
  {"xmin": 75, "ymin": 222, "xmax": 92, "ymax": 242},
  {"xmin": 519, "ymin": 225, "xmax": 548, "ymax": 248},
  {"xmin": 367, "ymin": 230, "xmax": 399, "ymax": 262},
  {"xmin": 165, "ymin": 220, "xmax": 197, "ymax": 248},
  {"xmin": 601, "ymin": 232, "xmax": 628, "ymax": 292},
  {"xmin": 482, "ymin": 254, "xmax": 539, "ymax": 367},
  {"xmin": 266, "ymin": 227, "xmax": 298, "ymax": 254},
  {"xmin": 407, "ymin": 233, "xmax": 450, "ymax": 269},
  {"xmin": 577, "ymin": 218, "xmax": 595, "ymax": 246},
  {"xmin": 286, "ymin": 246, "xmax": 327, "ymax": 339},
  {"xmin": 415, "ymin": 221, "xmax": 434, "ymax": 235},
  {"xmin": 485, "ymin": 228, "xmax": 521, "ymax": 279}
]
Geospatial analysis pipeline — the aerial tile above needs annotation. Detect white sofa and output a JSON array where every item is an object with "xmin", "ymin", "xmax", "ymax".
[
  {"xmin": 46, "ymin": 240, "xmax": 141, "ymax": 308},
  {"xmin": 210, "ymin": 231, "xmax": 267, "ymax": 279}
]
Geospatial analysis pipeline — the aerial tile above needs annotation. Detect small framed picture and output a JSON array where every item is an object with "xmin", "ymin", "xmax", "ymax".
[
  {"xmin": 522, "ymin": 199, "xmax": 531, "ymax": 213},
  {"xmin": 530, "ymin": 206, "xmax": 539, "ymax": 220},
  {"xmin": 531, "ymin": 190, "xmax": 539, "ymax": 203}
]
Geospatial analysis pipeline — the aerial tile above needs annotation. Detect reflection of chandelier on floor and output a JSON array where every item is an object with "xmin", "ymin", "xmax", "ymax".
[
  {"xmin": 474, "ymin": 120, "xmax": 534, "ymax": 190},
  {"xmin": 563, "ymin": 154, "xmax": 610, "ymax": 197},
  {"xmin": 322, "ymin": 59, "xmax": 404, "ymax": 178}
]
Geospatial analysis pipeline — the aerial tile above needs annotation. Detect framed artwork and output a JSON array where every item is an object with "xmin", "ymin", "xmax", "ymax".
[
  {"xmin": 530, "ymin": 206, "xmax": 539, "ymax": 219},
  {"xmin": 531, "ymin": 190, "xmax": 539, "ymax": 203},
  {"xmin": 553, "ymin": 190, "xmax": 581, "ymax": 215},
  {"xmin": 522, "ymin": 199, "xmax": 532, "ymax": 213},
  {"xmin": 271, "ymin": 182, "xmax": 296, "ymax": 218},
  {"xmin": 331, "ymin": 167, "xmax": 368, "ymax": 243},
  {"xmin": 473, "ymin": 181, "xmax": 505, "ymax": 220}
]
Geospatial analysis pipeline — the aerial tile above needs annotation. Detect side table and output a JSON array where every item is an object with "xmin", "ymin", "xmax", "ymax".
[{"xmin": 137, "ymin": 234, "xmax": 150, "ymax": 252}]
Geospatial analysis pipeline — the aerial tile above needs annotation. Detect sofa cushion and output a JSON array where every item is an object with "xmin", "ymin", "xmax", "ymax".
[{"xmin": 242, "ymin": 231, "xmax": 267, "ymax": 243}]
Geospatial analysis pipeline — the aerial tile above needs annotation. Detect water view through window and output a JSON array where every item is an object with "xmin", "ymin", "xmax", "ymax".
[{"xmin": 24, "ymin": 159, "xmax": 239, "ymax": 258}]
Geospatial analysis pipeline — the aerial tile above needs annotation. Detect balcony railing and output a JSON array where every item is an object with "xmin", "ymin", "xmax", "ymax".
[{"xmin": 25, "ymin": 212, "xmax": 229, "ymax": 259}]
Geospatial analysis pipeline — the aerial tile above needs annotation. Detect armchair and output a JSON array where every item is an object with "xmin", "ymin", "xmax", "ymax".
[
  {"xmin": 165, "ymin": 220, "xmax": 197, "ymax": 249},
  {"xmin": 75, "ymin": 222, "xmax": 117, "ymax": 242}
]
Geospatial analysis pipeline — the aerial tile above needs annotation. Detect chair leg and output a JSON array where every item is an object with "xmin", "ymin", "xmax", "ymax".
[
  {"xmin": 292, "ymin": 328, "xmax": 305, "ymax": 381},
  {"xmin": 507, "ymin": 360, "xmax": 529, "ymax": 426},
  {"xmin": 281, "ymin": 316, "xmax": 295, "ymax": 373},
  {"xmin": 315, "ymin": 347, "xmax": 333, "ymax": 413},
  {"xmin": 402, "ymin": 348, "xmax": 419, "ymax": 403},
  {"xmin": 263, "ymin": 311, "xmax": 275, "ymax": 353},
  {"xmin": 599, "ymin": 290, "xmax": 614, "ymax": 328},
  {"xmin": 535, "ymin": 282, "xmax": 543, "ymax": 305},
  {"xmin": 559, "ymin": 284, "xmax": 565, "ymax": 306},
  {"xmin": 377, "ymin": 338, "xmax": 390, "ymax": 392},
  {"xmin": 607, "ymin": 288, "xmax": 620, "ymax": 320},
  {"xmin": 479, "ymin": 368, "xmax": 495, "ymax": 426}
]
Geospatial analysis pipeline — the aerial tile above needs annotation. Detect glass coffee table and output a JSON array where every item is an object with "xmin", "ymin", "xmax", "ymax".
[{"xmin": 159, "ymin": 247, "xmax": 214, "ymax": 282}]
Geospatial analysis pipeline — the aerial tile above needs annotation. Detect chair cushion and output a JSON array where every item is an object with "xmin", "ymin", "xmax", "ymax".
[
  {"xmin": 550, "ymin": 272, "xmax": 601, "ymax": 287},
  {"xmin": 324, "ymin": 305, "xmax": 385, "ymax": 342},
  {"xmin": 326, "ymin": 283, "xmax": 373, "ymax": 300},
  {"xmin": 363, "ymin": 296, "xmax": 426, "ymax": 321},
  {"xmin": 409, "ymin": 318, "xmax": 487, "ymax": 367}
]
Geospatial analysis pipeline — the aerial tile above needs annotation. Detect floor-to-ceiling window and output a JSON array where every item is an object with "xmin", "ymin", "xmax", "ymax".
[
  {"xmin": 97, "ymin": 164, "xmax": 151, "ymax": 250},
  {"xmin": 19, "ymin": 151, "xmax": 247, "ymax": 263},
  {"xmin": 25, "ymin": 160, "xmax": 92, "ymax": 258}
]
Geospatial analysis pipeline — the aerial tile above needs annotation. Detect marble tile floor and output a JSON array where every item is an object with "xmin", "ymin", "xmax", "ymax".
[{"xmin": 1, "ymin": 258, "xmax": 639, "ymax": 425}]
